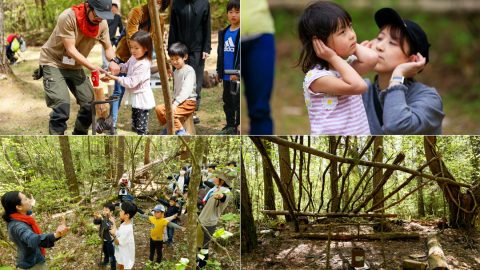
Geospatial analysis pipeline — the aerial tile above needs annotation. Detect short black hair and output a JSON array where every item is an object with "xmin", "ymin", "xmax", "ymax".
[
  {"xmin": 112, "ymin": 3, "xmax": 118, "ymax": 8},
  {"xmin": 121, "ymin": 201, "xmax": 137, "ymax": 219},
  {"xmin": 130, "ymin": 30, "xmax": 153, "ymax": 61},
  {"xmin": 227, "ymin": 161, "xmax": 237, "ymax": 167},
  {"xmin": 208, "ymin": 164, "xmax": 217, "ymax": 169},
  {"xmin": 227, "ymin": 0, "xmax": 240, "ymax": 11},
  {"xmin": 169, "ymin": 196, "xmax": 177, "ymax": 202},
  {"xmin": 1, "ymin": 191, "xmax": 21, "ymax": 223},
  {"xmin": 103, "ymin": 202, "xmax": 115, "ymax": 212},
  {"xmin": 167, "ymin": 176, "xmax": 173, "ymax": 180},
  {"xmin": 168, "ymin": 42, "xmax": 189, "ymax": 58}
]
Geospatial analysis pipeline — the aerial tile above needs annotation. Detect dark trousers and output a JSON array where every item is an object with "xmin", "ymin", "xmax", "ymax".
[
  {"xmin": 131, "ymin": 108, "xmax": 150, "ymax": 135},
  {"xmin": 186, "ymin": 51, "xmax": 205, "ymax": 111},
  {"xmin": 241, "ymin": 34, "xmax": 275, "ymax": 135},
  {"xmin": 222, "ymin": 80, "xmax": 240, "ymax": 127},
  {"xmin": 167, "ymin": 225, "xmax": 175, "ymax": 244},
  {"xmin": 103, "ymin": 240, "xmax": 116, "ymax": 270},
  {"xmin": 149, "ymin": 238, "xmax": 163, "ymax": 263}
]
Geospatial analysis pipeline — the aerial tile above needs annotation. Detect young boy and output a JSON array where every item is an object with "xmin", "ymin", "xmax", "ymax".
[
  {"xmin": 217, "ymin": 0, "xmax": 240, "ymax": 135},
  {"xmin": 157, "ymin": 196, "xmax": 181, "ymax": 245},
  {"xmin": 93, "ymin": 202, "xmax": 116, "ymax": 270},
  {"xmin": 110, "ymin": 201, "xmax": 137, "ymax": 270},
  {"xmin": 140, "ymin": 204, "xmax": 184, "ymax": 263},
  {"xmin": 155, "ymin": 42, "xmax": 197, "ymax": 135}
]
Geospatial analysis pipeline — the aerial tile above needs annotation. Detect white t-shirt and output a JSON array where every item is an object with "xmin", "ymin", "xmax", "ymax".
[
  {"xmin": 114, "ymin": 222, "xmax": 135, "ymax": 269},
  {"xmin": 176, "ymin": 175, "xmax": 185, "ymax": 193}
]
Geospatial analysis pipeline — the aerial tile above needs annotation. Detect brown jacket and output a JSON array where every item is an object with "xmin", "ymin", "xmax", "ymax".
[{"xmin": 116, "ymin": 4, "xmax": 165, "ymax": 63}]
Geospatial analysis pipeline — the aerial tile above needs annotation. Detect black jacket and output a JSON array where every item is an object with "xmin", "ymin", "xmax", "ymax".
[
  {"xmin": 217, "ymin": 25, "xmax": 240, "ymax": 79},
  {"xmin": 93, "ymin": 216, "xmax": 113, "ymax": 241},
  {"xmin": 158, "ymin": 198, "xmax": 181, "ymax": 222},
  {"xmin": 168, "ymin": 0, "xmax": 211, "ymax": 54}
]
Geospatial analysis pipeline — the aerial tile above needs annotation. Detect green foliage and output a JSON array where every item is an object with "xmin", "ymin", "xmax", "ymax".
[
  {"xmin": 145, "ymin": 259, "xmax": 178, "ymax": 270},
  {"xmin": 205, "ymin": 259, "xmax": 223, "ymax": 270},
  {"xmin": 85, "ymin": 232, "xmax": 102, "ymax": 246},
  {"xmin": 0, "ymin": 267, "xmax": 14, "ymax": 270}
]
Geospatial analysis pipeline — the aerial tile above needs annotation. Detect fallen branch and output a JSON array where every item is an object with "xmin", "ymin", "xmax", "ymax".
[
  {"xmin": 427, "ymin": 234, "xmax": 449, "ymax": 270},
  {"xmin": 260, "ymin": 210, "xmax": 397, "ymax": 218},
  {"xmin": 294, "ymin": 232, "xmax": 420, "ymax": 241}
]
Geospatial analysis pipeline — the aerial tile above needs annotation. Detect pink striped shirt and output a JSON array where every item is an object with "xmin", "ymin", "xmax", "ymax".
[{"xmin": 303, "ymin": 65, "xmax": 370, "ymax": 135}]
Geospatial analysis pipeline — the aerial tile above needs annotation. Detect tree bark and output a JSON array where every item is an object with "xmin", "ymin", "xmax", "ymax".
[
  {"xmin": 185, "ymin": 137, "xmax": 207, "ymax": 270},
  {"xmin": 278, "ymin": 136, "xmax": 295, "ymax": 221},
  {"xmin": 262, "ymin": 140, "xmax": 276, "ymax": 219},
  {"xmin": 294, "ymin": 232, "xmax": 419, "ymax": 241},
  {"xmin": 329, "ymin": 136, "xmax": 340, "ymax": 212},
  {"xmin": 417, "ymin": 176, "xmax": 426, "ymax": 217},
  {"xmin": 427, "ymin": 235, "xmax": 449, "ymax": 269},
  {"xmin": 59, "ymin": 136, "xmax": 79, "ymax": 197},
  {"xmin": 424, "ymin": 136, "xmax": 480, "ymax": 228},
  {"xmin": 142, "ymin": 137, "xmax": 151, "ymax": 180},
  {"xmin": 116, "ymin": 136, "xmax": 125, "ymax": 184},
  {"xmin": 372, "ymin": 136, "xmax": 384, "ymax": 212},
  {"xmin": 0, "ymin": 0, "xmax": 13, "ymax": 75},
  {"xmin": 241, "ymin": 149, "xmax": 258, "ymax": 253}
]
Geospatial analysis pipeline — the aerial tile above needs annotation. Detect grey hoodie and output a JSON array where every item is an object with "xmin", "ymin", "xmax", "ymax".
[{"xmin": 362, "ymin": 79, "xmax": 444, "ymax": 135}]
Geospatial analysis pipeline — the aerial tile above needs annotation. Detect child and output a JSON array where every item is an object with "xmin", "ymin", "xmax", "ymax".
[
  {"xmin": 157, "ymin": 196, "xmax": 181, "ymax": 245},
  {"xmin": 110, "ymin": 201, "xmax": 137, "ymax": 270},
  {"xmin": 297, "ymin": 1, "xmax": 377, "ymax": 135},
  {"xmin": 93, "ymin": 202, "xmax": 116, "ymax": 270},
  {"xmin": 155, "ymin": 42, "xmax": 197, "ymax": 135},
  {"xmin": 217, "ymin": 0, "xmax": 240, "ymax": 135},
  {"xmin": 139, "ymin": 204, "xmax": 184, "ymax": 263},
  {"xmin": 361, "ymin": 8, "xmax": 444, "ymax": 134},
  {"xmin": 103, "ymin": 30, "xmax": 155, "ymax": 135}
]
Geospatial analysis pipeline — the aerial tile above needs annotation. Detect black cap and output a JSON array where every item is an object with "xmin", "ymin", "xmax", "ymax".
[
  {"xmin": 88, "ymin": 0, "xmax": 114, "ymax": 20},
  {"xmin": 374, "ymin": 8, "xmax": 430, "ymax": 63}
]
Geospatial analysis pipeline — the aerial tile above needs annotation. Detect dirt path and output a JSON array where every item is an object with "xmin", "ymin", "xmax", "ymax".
[{"xmin": 0, "ymin": 34, "xmax": 223, "ymax": 135}]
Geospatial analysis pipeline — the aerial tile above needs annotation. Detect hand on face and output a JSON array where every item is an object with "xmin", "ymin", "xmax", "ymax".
[
  {"xmin": 392, "ymin": 53, "xmax": 426, "ymax": 78},
  {"xmin": 312, "ymin": 38, "xmax": 337, "ymax": 62},
  {"xmin": 360, "ymin": 40, "xmax": 373, "ymax": 49}
]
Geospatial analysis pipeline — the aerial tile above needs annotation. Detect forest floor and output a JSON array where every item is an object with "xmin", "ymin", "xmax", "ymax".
[
  {"xmin": 0, "ymin": 33, "xmax": 225, "ymax": 135},
  {"xmin": 0, "ymin": 186, "xmax": 241, "ymax": 269},
  {"xmin": 242, "ymin": 219, "xmax": 480, "ymax": 270}
]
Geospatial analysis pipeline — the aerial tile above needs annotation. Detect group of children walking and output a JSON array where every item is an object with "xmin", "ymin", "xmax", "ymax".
[{"xmin": 103, "ymin": 0, "xmax": 240, "ymax": 135}]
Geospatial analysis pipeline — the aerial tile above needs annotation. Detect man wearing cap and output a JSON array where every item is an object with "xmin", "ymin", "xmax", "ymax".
[
  {"xmin": 39, "ymin": 0, "xmax": 121, "ymax": 135},
  {"xmin": 362, "ymin": 7, "xmax": 444, "ymax": 135},
  {"xmin": 196, "ymin": 170, "xmax": 232, "ymax": 268}
]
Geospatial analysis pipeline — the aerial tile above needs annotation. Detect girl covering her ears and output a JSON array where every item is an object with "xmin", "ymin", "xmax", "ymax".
[
  {"xmin": 297, "ymin": 1, "xmax": 378, "ymax": 135},
  {"xmin": 361, "ymin": 8, "xmax": 444, "ymax": 135}
]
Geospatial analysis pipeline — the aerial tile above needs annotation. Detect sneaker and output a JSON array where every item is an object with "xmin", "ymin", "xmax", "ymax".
[
  {"xmin": 175, "ymin": 129, "xmax": 188, "ymax": 135},
  {"xmin": 193, "ymin": 115, "xmax": 200, "ymax": 124}
]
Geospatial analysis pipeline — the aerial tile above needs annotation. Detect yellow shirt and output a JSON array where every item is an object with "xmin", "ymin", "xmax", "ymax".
[
  {"xmin": 148, "ymin": 216, "xmax": 169, "ymax": 241},
  {"xmin": 242, "ymin": 0, "xmax": 275, "ymax": 37}
]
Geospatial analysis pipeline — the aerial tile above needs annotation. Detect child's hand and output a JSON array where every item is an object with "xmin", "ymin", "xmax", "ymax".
[
  {"xmin": 392, "ymin": 53, "xmax": 426, "ymax": 78},
  {"xmin": 312, "ymin": 38, "xmax": 337, "ymax": 61},
  {"xmin": 213, "ymin": 193, "xmax": 224, "ymax": 200},
  {"xmin": 109, "ymin": 215, "xmax": 116, "ymax": 225},
  {"xmin": 94, "ymin": 212, "xmax": 101, "ymax": 219},
  {"xmin": 101, "ymin": 76, "xmax": 111, "ymax": 82},
  {"xmin": 360, "ymin": 40, "xmax": 373, "ymax": 49},
  {"xmin": 230, "ymin": 75, "xmax": 238, "ymax": 81}
]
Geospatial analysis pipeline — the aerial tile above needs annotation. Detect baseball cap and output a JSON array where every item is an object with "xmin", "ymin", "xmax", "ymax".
[
  {"xmin": 88, "ymin": 0, "xmax": 114, "ymax": 20},
  {"xmin": 153, "ymin": 204, "xmax": 165, "ymax": 212},
  {"xmin": 374, "ymin": 8, "xmax": 430, "ymax": 63}
]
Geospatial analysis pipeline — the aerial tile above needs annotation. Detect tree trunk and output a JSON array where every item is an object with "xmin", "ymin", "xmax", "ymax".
[
  {"xmin": 116, "ymin": 136, "xmax": 125, "ymax": 184},
  {"xmin": 0, "ymin": 0, "xmax": 13, "ymax": 75},
  {"xmin": 278, "ymin": 136, "xmax": 295, "ymax": 221},
  {"xmin": 262, "ymin": 140, "xmax": 276, "ymax": 219},
  {"xmin": 372, "ymin": 136, "xmax": 384, "ymax": 212},
  {"xmin": 424, "ymin": 136, "xmax": 480, "ymax": 229},
  {"xmin": 58, "ymin": 136, "xmax": 79, "ymax": 197},
  {"xmin": 104, "ymin": 137, "xmax": 114, "ymax": 180},
  {"xmin": 417, "ymin": 176, "xmax": 426, "ymax": 217},
  {"xmin": 329, "ymin": 136, "xmax": 340, "ymax": 212},
  {"xmin": 241, "ymin": 149, "xmax": 258, "ymax": 253},
  {"xmin": 143, "ymin": 137, "xmax": 151, "ymax": 180},
  {"xmin": 427, "ymin": 235, "xmax": 449, "ymax": 269},
  {"xmin": 186, "ymin": 137, "xmax": 207, "ymax": 270}
]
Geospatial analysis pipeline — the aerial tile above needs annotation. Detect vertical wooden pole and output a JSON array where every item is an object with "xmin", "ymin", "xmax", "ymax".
[{"xmin": 148, "ymin": 0, "xmax": 174, "ymax": 134}]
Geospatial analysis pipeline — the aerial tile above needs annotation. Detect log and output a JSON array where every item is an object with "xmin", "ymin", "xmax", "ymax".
[
  {"xmin": 261, "ymin": 210, "xmax": 397, "ymax": 218},
  {"xmin": 294, "ymin": 232, "xmax": 420, "ymax": 241},
  {"xmin": 93, "ymin": 87, "xmax": 109, "ymax": 118},
  {"xmin": 427, "ymin": 235, "xmax": 449, "ymax": 270},
  {"xmin": 403, "ymin": 259, "xmax": 428, "ymax": 270}
]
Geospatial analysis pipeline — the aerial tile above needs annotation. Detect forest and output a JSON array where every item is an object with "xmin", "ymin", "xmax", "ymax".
[
  {"xmin": 241, "ymin": 136, "xmax": 480, "ymax": 269},
  {"xmin": 0, "ymin": 136, "xmax": 240, "ymax": 270}
]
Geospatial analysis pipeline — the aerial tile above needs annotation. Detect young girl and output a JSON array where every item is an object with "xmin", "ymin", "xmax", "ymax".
[
  {"xmin": 103, "ymin": 30, "xmax": 155, "ymax": 135},
  {"xmin": 297, "ymin": 1, "xmax": 377, "ymax": 135},
  {"xmin": 361, "ymin": 8, "xmax": 444, "ymax": 134}
]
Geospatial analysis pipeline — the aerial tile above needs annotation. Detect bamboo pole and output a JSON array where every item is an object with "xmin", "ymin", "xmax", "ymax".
[{"xmin": 148, "ymin": 0, "xmax": 174, "ymax": 134}]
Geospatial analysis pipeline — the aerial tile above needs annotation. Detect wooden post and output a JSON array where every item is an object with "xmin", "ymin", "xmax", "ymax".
[
  {"xmin": 427, "ymin": 235, "xmax": 449, "ymax": 270},
  {"xmin": 148, "ymin": 0, "xmax": 174, "ymax": 134}
]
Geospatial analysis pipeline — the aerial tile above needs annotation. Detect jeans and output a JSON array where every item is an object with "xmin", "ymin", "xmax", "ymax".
[
  {"xmin": 241, "ymin": 34, "xmax": 275, "ymax": 135},
  {"xmin": 167, "ymin": 226, "xmax": 175, "ymax": 244},
  {"xmin": 111, "ymin": 74, "xmax": 126, "ymax": 127}
]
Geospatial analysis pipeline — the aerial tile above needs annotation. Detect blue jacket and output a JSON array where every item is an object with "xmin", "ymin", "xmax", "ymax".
[
  {"xmin": 362, "ymin": 79, "xmax": 444, "ymax": 135},
  {"xmin": 7, "ymin": 220, "xmax": 57, "ymax": 269}
]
